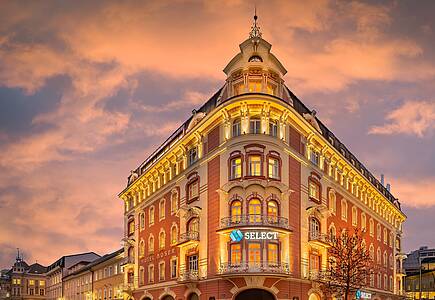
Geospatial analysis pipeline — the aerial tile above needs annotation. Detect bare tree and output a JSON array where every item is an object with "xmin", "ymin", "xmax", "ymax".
[{"xmin": 318, "ymin": 228, "xmax": 373, "ymax": 300}]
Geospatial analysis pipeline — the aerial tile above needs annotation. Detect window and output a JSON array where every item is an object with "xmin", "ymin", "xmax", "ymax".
[
  {"xmin": 352, "ymin": 206, "xmax": 358, "ymax": 226},
  {"xmin": 268, "ymin": 243, "xmax": 279, "ymax": 264},
  {"xmin": 139, "ymin": 267, "xmax": 144, "ymax": 285},
  {"xmin": 128, "ymin": 219, "xmax": 135, "ymax": 236},
  {"xmin": 377, "ymin": 224, "xmax": 381, "ymax": 241},
  {"xmin": 159, "ymin": 230, "xmax": 165, "ymax": 250},
  {"xmin": 310, "ymin": 151, "xmax": 320, "ymax": 166},
  {"xmin": 309, "ymin": 218, "xmax": 320, "ymax": 239},
  {"xmin": 29, "ymin": 280, "xmax": 34, "ymax": 285},
  {"xmin": 139, "ymin": 213, "xmax": 145, "ymax": 230},
  {"xmin": 171, "ymin": 225, "xmax": 178, "ymax": 245},
  {"xmin": 389, "ymin": 254, "xmax": 393, "ymax": 269},
  {"xmin": 361, "ymin": 213, "xmax": 367, "ymax": 231},
  {"xmin": 329, "ymin": 224, "xmax": 336, "ymax": 241},
  {"xmin": 159, "ymin": 261, "xmax": 165, "ymax": 281},
  {"xmin": 389, "ymin": 233, "xmax": 394, "ymax": 248},
  {"xmin": 39, "ymin": 281, "xmax": 45, "ymax": 287},
  {"xmin": 248, "ymin": 199, "xmax": 261, "ymax": 223},
  {"xmin": 230, "ymin": 157, "xmax": 242, "ymax": 179},
  {"xmin": 310, "ymin": 253, "xmax": 321, "ymax": 272},
  {"xmin": 390, "ymin": 276, "xmax": 393, "ymax": 291},
  {"xmin": 188, "ymin": 255, "xmax": 199, "ymax": 272},
  {"xmin": 383, "ymin": 251, "xmax": 388, "ymax": 267},
  {"xmin": 171, "ymin": 258, "xmax": 177, "ymax": 278},
  {"xmin": 230, "ymin": 243, "xmax": 242, "ymax": 265},
  {"xmin": 384, "ymin": 274, "xmax": 387, "ymax": 290},
  {"xmin": 309, "ymin": 180, "xmax": 320, "ymax": 201},
  {"xmin": 370, "ymin": 272, "xmax": 375, "ymax": 287},
  {"xmin": 188, "ymin": 147, "xmax": 198, "ymax": 166},
  {"xmin": 248, "ymin": 242, "xmax": 261, "ymax": 265},
  {"xmin": 187, "ymin": 178, "xmax": 199, "ymax": 203},
  {"xmin": 248, "ymin": 155, "xmax": 261, "ymax": 176},
  {"xmin": 329, "ymin": 190, "xmax": 336, "ymax": 214},
  {"xmin": 232, "ymin": 118, "xmax": 241, "ymax": 137},
  {"xmin": 171, "ymin": 191, "xmax": 178, "ymax": 214},
  {"xmin": 148, "ymin": 234, "xmax": 154, "ymax": 253},
  {"xmin": 248, "ymin": 81, "xmax": 262, "ymax": 93},
  {"xmin": 341, "ymin": 199, "xmax": 348, "ymax": 221},
  {"xmin": 250, "ymin": 118, "xmax": 261, "ymax": 134},
  {"xmin": 159, "ymin": 199, "xmax": 165, "ymax": 220},
  {"xmin": 267, "ymin": 200, "xmax": 279, "ymax": 224},
  {"xmin": 369, "ymin": 244, "xmax": 374, "ymax": 260},
  {"xmin": 383, "ymin": 228, "xmax": 388, "ymax": 244},
  {"xmin": 230, "ymin": 200, "xmax": 242, "ymax": 223},
  {"xmin": 139, "ymin": 239, "xmax": 145, "ymax": 257},
  {"xmin": 268, "ymin": 157, "xmax": 280, "ymax": 179},
  {"xmin": 377, "ymin": 247, "xmax": 381, "ymax": 264},
  {"xmin": 187, "ymin": 217, "xmax": 199, "ymax": 233},
  {"xmin": 369, "ymin": 219, "xmax": 374, "ymax": 236},
  {"xmin": 148, "ymin": 265, "xmax": 154, "ymax": 283},
  {"xmin": 269, "ymin": 120, "xmax": 278, "ymax": 137},
  {"xmin": 39, "ymin": 289, "xmax": 44, "ymax": 296},
  {"xmin": 149, "ymin": 206, "xmax": 155, "ymax": 225}
]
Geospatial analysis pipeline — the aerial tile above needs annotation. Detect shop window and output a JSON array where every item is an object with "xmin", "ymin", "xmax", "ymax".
[
  {"xmin": 250, "ymin": 117, "xmax": 261, "ymax": 134},
  {"xmin": 230, "ymin": 157, "xmax": 242, "ymax": 179},
  {"xmin": 269, "ymin": 120, "xmax": 278, "ymax": 137},
  {"xmin": 268, "ymin": 157, "xmax": 280, "ymax": 179},
  {"xmin": 230, "ymin": 200, "xmax": 242, "ymax": 223},
  {"xmin": 248, "ymin": 199, "xmax": 262, "ymax": 223},
  {"xmin": 268, "ymin": 243, "xmax": 279, "ymax": 264},
  {"xmin": 248, "ymin": 155, "xmax": 262, "ymax": 176},
  {"xmin": 232, "ymin": 118, "xmax": 241, "ymax": 137},
  {"xmin": 230, "ymin": 243, "xmax": 242, "ymax": 265}
]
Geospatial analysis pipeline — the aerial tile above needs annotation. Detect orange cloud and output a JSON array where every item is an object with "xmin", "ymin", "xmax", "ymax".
[
  {"xmin": 390, "ymin": 177, "xmax": 435, "ymax": 208},
  {"xmin": 369, "ymin": 100, "xmax": 435, "ymax": 137}
]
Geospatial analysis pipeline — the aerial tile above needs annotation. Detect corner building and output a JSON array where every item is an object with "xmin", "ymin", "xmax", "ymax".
[{"xmin": 119, "ymin": 19, "xmax": 406, "ymax": 300}]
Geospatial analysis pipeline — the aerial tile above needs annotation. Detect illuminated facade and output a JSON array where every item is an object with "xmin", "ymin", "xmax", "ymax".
[{"xmin": 119, "ymin": 16, "xmax": 406, "ymax": 300}]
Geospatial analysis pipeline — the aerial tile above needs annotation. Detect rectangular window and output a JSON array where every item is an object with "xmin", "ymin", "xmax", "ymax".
[
  {"xmin": 230, "ymin": 157, "xmax": 242, "ymax": 179},
  {"xmin": 268, "ymin": 157, "xmax": 280, "ymax": 179},
  {"xmin": 159, "ymin": 262, "xmax": 165, "ymax": 281},
  {"xmin": 188, "ymin": 180, "xmax": 199, "ymax": 201},
  {"xmin": 232, "ymin": 120, "xmax": 241, "ymax": 137},
  {"xmin": 29, "ymin": 288, "xmax": 34, "ymax": 295},
  {"xmin": 148, "ymin": 265, "xmax": 154, "ymax": 283},
  {"xmin": 170, "ymin": 258, "xmax": 177, "ymax": 279},
  {"xmin": 188, "ymin": 255, "xmax": 199, "ymax": 272},
  {"xmin": 248, "ymin": 81, "xmax": 262, "ymax": 93},
  {"xmin": 159, "ymin": 200, "xmax": 165, "ymax": 220},
  {"xmin": 309, "ymin": 254, "xmax": 320, "ymax": 272},
  {"xmin": 149, "ymin": 207, "xmax": 155, "ymax": 225},
  {"xmin": 39, "ymin": 289, "xmax": 44, "ymax": 296},
  {"xmin": 29, "ymin": 280, "xmax": 35, "ymax": 285},
  {"xmin": 310, "ymin": 151, "xmax": 320, "ymax": 166},
  {"xmin": 128, "ymin": 220, "xmax": 135, "ymax": 236},
  {"xmin": 269, "ymin": 121, "xmax": 278, "ymax": 137},
  {"xmin": 248, "ymin": 155, "xmax": 261, "ymax": 176},
  {"xmin": 230, "ymin": 244, "xmax": 242, "ymax": 265},
  {"xmin": 188, "ymin": 147, "xmax": 198, "ymax": 166},
  {"xmin": 250, "ymin": 118, "xmax": 261, "ymax": 134},
  {"xmin": 268, "ymin": 243, "xmax": 279, "ymax": 264},
  {"xmin": 248, "ymin": 243, "xmax": 261, "ymax": 266},
  {"xmin": 309, "ymin": 181, "xmax": 320, "ymax": 200}
]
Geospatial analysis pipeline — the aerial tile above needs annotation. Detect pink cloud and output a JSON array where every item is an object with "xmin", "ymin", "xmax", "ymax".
[
  {"xmin": 369, "ymin": 100, "xmax": 435, "ymax": 137},
  {"xmin": 390, "ymin": 177, "xmax": 435, "ymax": 208}
]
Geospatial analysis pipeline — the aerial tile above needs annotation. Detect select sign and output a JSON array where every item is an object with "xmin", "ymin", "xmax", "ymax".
[{"xmin": 230, "ymin": 229, "xmax": 278, "ymax": 242}]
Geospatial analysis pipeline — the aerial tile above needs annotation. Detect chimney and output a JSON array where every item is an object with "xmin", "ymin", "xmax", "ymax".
[
  {"xmin": 381, "ymin": 174, "xmax": 385, "ymax": 186},
  {"xmin": 386, "ymin": 183, "xmax": 391, "ymax": 192}
]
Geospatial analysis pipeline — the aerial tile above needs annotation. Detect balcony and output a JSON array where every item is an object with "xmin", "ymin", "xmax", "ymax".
[
  {"xmin": 219, "ymin": 261, "xmax": 290, "ymax": 276},
  {"xmin": 219, "ymin": 215, "xmax": 291, "ymax": 232},
  {"xmin": 308, "ymin": 232, "xmax": 332, "ymax": 248},
  {"xmin": 178, "ymin": 269, "xmax": 199, "ymax": 282},
  {"xmin": 177, "ymin": 231, "xmax": 200, "ymax": 247}
]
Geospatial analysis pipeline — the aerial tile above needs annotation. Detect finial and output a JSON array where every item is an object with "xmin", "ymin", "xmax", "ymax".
[{"xmin": 249, "ymin": 6, "xmax": 262, "ymax": 39}]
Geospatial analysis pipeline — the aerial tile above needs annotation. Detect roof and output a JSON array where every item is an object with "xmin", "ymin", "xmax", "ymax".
[
  {"xmin": 47, "ymin": 251, "xmax": 100, "ymax": 271},
  {"xmin": 63, "ymin": 249, "xmax": 123, "ymax": 280},
  {"xmin": 27, "ymin": 263, "xmax": 47, "ymax": 274},
  {"xmin": 123, "ymin": 83, "xmax": 402, "ymax": 209}
]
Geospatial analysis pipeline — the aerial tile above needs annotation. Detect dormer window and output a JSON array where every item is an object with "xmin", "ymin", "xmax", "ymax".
[{"xmin": 248, "ymin": 55, "xmax": 263, "ymax": 62}]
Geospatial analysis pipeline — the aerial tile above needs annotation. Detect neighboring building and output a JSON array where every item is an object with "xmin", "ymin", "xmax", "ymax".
[
  {"xmin": 46, "ymin": 252, "xmax": 100, "ymax": 300},
  {"xmin": 404, "ymin": 247, "xmax": 435, "ymax": 300},
  {"xmin": 63, "ymin": 249, "xmax": 123, "ymax": 300},
  {"xmin": 0, "ymin": 269, "xmax": 11, "ymax": 300},
  {"xmin": 118, "ymin": 15, "xmax": 406, "ymax": 300},
  {"xmin": 8, "ymin": 252, "xmax": 47, "ymax": 300}
]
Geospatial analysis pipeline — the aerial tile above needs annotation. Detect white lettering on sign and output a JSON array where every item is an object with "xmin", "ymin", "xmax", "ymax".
[
  {"xmin": 243, "ymin": 231, "xmax": 278, "ymax": 240},
  {"xmin": 360, "ymin": 292, "xmax": 371, "ymax": 299}
]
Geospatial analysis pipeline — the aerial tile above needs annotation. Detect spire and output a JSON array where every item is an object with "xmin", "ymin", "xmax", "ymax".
[
  {"xmin": 249, "ymin": 7, "xmax": 262, "ymax": 39},
  {"xmin": 16, "ymin": 248, "xmax": 21, "ymax": 261}
]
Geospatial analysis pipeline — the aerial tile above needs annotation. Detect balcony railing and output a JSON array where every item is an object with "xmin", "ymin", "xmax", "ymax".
[
  {"xmin": 220, "ymin": 215, "xmax": 290, "ymax": 231},
  {"xmin": 219, "ymin": 261, "xmax": 290, "ymax": 275},
  {"xmin": 177, "ymin": 231, "xmax": 200, "ymax": 246},
  {"xmin": 178, "ymin": 269, "xmax": 199, "ymax": 282},
  {"xmin": 308, "ymin": 232, "xmax": 332, "ymax": 246}
]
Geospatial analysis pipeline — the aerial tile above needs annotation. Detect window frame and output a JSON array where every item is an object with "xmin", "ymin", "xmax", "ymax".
[
  {"xmin": 249, "ymin": 117, "xmax": 261, "ymax": 134},
  {"xmin": 266, "ymin": 151, "xmax": 281, "ymax": 180},
  {"xmin": 186, "ymin": 173, "xmax": 200, "ymax": 204},
  {"xmin": 232, "ymin": 118, "xmax": 241, "ymax": 137},
  {"xmin": 228, "ymin": 151, "xmax": 243, "ymax": 180}
]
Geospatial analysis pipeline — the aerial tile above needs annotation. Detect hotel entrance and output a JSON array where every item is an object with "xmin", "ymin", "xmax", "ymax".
[{"xmin": 235, "ymin": 289, "xmax": 275, "ymax": 300}]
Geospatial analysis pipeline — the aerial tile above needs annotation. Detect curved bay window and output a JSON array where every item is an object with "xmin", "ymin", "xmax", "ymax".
[
  {"xmin": 267, "ymin": 242, "xmax": 279, "ymax": 265},
  {"xmin": 267, "ymin": 200, "xmax": 278, "ymax": 223},
  {"xmin": 250, "ymin": 117, "xmax": 261, "ymax": 134},
  {"xmin": 248, "ymin": 198, "xmax": 261, "ymax": 223},
  {"xmin": 309, "ymin": 217, "xmax": 320, "ymax": 239},
  {"xmin": 232, "ymin": 118, "xmax": 241, "ymax": 137},
  {"xmin": 230, "ymin": 200, "xmax": 242, "ymax": 223},
  {"xmin": 187, "ymin": 217, "xmax": 199, "ymax": 234}
]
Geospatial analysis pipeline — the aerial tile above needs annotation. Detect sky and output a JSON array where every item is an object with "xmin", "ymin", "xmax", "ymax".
[{"xmin": 0, "ymin": 0, "xmax": 434, "ymax": 268}]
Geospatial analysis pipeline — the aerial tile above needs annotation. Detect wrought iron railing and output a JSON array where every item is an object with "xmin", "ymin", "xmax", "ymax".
[
  {"xmin": 308, "ymin": 232, "xmax": 332, "ymax": 244},
  {"xmin": 178, "ymin": 269, "xmax": 199, "ymax": 282},
  {"xmin": 219, "ymin": 261, "xmax": 290, "ymax": 275},
  {"xmin": 177, "ymin": 231, "xmax": 200, "ymax": 245},
  {"xmin": 220, "ymin": 215, "xmax": 290, "ymax": 230}
]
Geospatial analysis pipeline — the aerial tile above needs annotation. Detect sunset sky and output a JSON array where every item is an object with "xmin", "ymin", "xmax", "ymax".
[{"xmin": 1, "ymin": 0, "xmax": 435, "ymax": 268}]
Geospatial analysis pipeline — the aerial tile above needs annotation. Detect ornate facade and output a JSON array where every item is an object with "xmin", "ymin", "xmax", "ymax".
[{"xmin": 119, "ymin": 16, "xmax": 406, "ymax": 300}]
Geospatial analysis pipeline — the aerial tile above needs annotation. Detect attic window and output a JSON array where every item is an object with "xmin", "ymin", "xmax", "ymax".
[{"xmin": 248, "ymin": 55, "xmax": 263, "ymax": 62}]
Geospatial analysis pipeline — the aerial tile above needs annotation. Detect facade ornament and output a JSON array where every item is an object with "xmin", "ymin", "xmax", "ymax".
[
  {"xmin": 186, "ymin": 109, "xmax": 206, "ymax": 133},
  {"xmin": 249, "ymin": 9, "xmax": 262, "ymax": 39}
]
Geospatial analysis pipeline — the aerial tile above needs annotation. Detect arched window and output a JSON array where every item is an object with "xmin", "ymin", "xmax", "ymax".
[
  {"xmin": 383, "ymin": 251, "xmax": 387, "ymax": 267},
  {"xmin": 389, "ymin": 254, "xmax": 393, "ymax": 269},
  {"xmin": 159, "ymin": 230, "xmax": 166, "ymax": 250},
  {"xmin": 139, "ymin": 239, "xmax": 145, "ymax": 257},
  {"xmin": 230, "ymin": 200, "xmax": 242, "ymax": 223},
  {"xmin": 369, "ymin": 218, "xmax": 374, "ymax": 236},
  {"xmin": 139, "ymin": 267, "xmax": 144, "ymax": 285},
  {"xmin": 249, "ymin": 117, "xmax": 261, "ymax": 134},
  {"xmin": 248, "ymin": 198, "xmax": 262, "ymax": 223},
  {"xmin": 148, "ymin": 234, "xmax": 154, "ymax": 253},
  {"xmin": 267, "ymin": 200, "xmax": 279, "ymax": 223},
  {"xmin": 269, "ymin": 120, "xmax": 278, "ymax": 137},
  {"xmin": 232, "ymin": 118, "xmax": 241, "ymax": 137},
  {"xmin": 309, "ymin": 218, "xmax": 320, "ymax": 239},
  {"xmin": 389, "ymin": 232, "xmax": 394, "ymax": 248},
  {"xmin": 377, "ymin": 224, "xmax": 381, "ymax": 241},
  {"xmin": 352, "ymin": 206, "xmax": 358, "ymax": 226},
  {"xmin": 377, "ymin": 247, "xmax": 381, "ymax": 264},
  {"xmin": 159, "ymin": 199, "xmax": 165, "ymax": 220},
  {"xmin": 329, "ymin": 224, "xmax": 336, "ymax": 241},
  {"xmin": 361, "ymin": 212, "xmax": 367, "ymax": 231},
  {"xmin": 170, "ymin": 191, "xmax": 178, "ymax": 214},
  {"xmin": 187, "ymin": 217, "xmax": 199, "ymax": 233},
  {"xmin": 128, "ymin": 218, "xmax": 135, "ymax": 236},
  {"xmin": 149, "ymin": 206, "xmax": 155, "ymax": 225},
  {"xmin": 369, "ymin": 244, "xmax": 374, "ymax": 260},
  {"xmin": 341, "ymin": 199, "xmax": 348, "ymax": 221},
  {"xmin": 170, "ymin": 225, "xmax": 178, "ymax": 245},
  {"xmin": 139, "ymin": 213, "xmax": 145, "ymax": 230},
  {"xmin": 383, "ymin": 228, "xmax": 388, "ymax": 244},
  {"xmin": 361, "ymin": 239, "xmax": 366, "ymax": 251},
  {"xmin": 329, "ymin": 190, "xmax": 336, "ymax": 214}
]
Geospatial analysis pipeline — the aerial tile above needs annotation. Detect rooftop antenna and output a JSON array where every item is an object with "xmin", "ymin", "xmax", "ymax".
[{"xmin": 249, "ymin": 6, "xmax": 262, "ymax": 39}]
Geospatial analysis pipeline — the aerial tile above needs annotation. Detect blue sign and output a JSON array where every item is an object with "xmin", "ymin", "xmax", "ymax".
[
  {"xmin": 230, "ymin": 229, "xmax": 244, "ymax": 242},
  {"xmin": 356, "ymin": 290, "xmax": 361, "ymax": 299}
]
